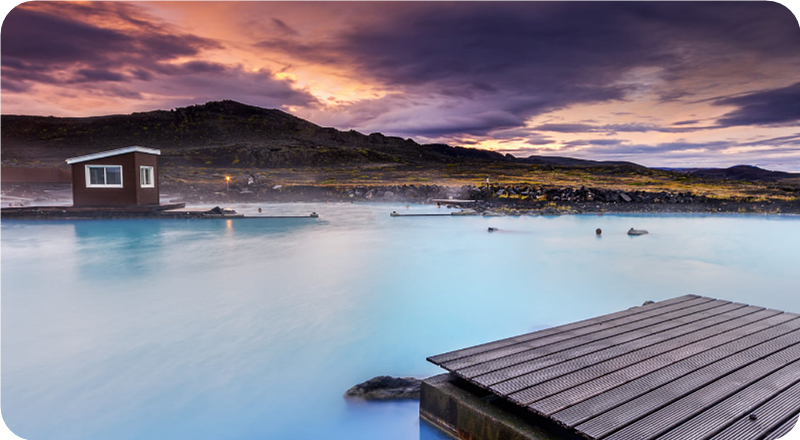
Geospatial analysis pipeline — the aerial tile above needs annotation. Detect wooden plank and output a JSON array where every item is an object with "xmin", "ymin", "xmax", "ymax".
[
  {"xmin": 463, "ymin": 301, "xmax": 739, "ymax": 387},
  {"xmin": 655, "ymin": 363, "xmax": 800, "ymax": 440},
  {"xmin": 441, "ymin": 297, "xmax": 717, "ymax": 371},
  {"xmin": 708, "ymin": 389, "xmax": 800, "ymax": 440},
  {"xmin": 533, "ymin": 312, "xmax": 793, "ymax": 415},
  {"xmin": 585, "ymin": 343, "xmax": 800, "ymax": 440},
  {"xmin": 552, "ymin": 318, "xmax": 800, "ymax": 427},
  {"xmin": 427, "ymin": 295, "xmax": 701, "ymax": 366},
  {"xmin": 483, "ymin": 303, "xmax": 752, "ymax": 394},
  {"xmin": 762, "ymin": 415, "xmax": 799, "ymax": 440},
  {"xmin": 427, "ymin": 296, "xmax": 800, "ymax": 440},
  {"xmin": 511, "ymin": 308, "xmax": 781, "ymax": 408}
]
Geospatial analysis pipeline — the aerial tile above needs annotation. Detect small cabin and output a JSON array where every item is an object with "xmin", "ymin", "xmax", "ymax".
[{"xmin": 65, "ymin": 146, "xmax": 160, "ymax": 207}]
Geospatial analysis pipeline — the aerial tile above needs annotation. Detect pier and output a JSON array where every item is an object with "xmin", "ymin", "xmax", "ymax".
[
  {"xmin": 422, "ymin": 295, "xmax": 800, "ymax": 440},
  {"xmin": 1, "ymin": 204, "xmax": 319, "ymax": 220},
  {"xmin": 390, "ymin": 209, "xmax": 478, "ymax": 217}
]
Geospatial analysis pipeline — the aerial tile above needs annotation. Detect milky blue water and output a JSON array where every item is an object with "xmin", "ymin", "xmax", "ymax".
[{"xmin": 2, "ymin": 203, "xmax": 799, "ymax": 440}]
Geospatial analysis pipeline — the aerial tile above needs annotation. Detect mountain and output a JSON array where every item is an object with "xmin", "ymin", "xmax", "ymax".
[
  {"xmin": 519, "ymin": 155, "xmax": 638, "ymax": 167},
  {"xmin": 687, "ymin": 165, "xmax": 799, "ymax": 182},
  {"xmin": 0, "ymin": 100, "xmax": 638, "ymax": 169}
]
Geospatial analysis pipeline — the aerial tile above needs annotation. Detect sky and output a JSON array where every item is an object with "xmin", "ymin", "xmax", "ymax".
[{"xmin": 2, "ymin": 1, "xmax": 800, "ymax": 170}]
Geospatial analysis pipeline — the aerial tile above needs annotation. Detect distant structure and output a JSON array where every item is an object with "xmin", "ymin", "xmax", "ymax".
[{"xmin": 65, "ymin": 146, "xmax": 160, "ymax": 207}]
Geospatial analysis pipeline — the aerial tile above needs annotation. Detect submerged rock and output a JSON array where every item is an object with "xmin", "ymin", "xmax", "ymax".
[{"xmin": 344, "ymin": 376, "xmax": 421, "ymax": 400}]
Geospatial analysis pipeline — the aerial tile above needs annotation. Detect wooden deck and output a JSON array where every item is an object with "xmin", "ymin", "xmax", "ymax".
[
  {"xmin": 428, "ymin": 295, "xmax": 800, "ymax": 440},
  {"xmin": 0, "ymin": 203, "xmax": 186, "ymax": 219}
]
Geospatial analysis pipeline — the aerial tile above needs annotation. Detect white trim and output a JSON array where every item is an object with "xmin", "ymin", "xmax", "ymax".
[
  {"xmin": 85, "ymin": 165, "xmax": 123, "ymax": 188},
  {"xmin": 140, "ymin": 166, "xmax": 155, "ymax": 188},
  {"xmin": 66, "ymin": 146, "xmax": 161, "ymax": 164}
]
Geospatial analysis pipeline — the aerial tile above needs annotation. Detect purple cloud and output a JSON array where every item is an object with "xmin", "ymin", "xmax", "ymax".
[
  {"xmin": 1, "ymin": 3, "xmax": 317, "ymax": 110},
  {"xmin": 715, "ymin": 82, "xmax": 800, "ymax": 127},
  {"xmin": 263, "ymin": 2, "xmax": 800, "ymax": 140}
]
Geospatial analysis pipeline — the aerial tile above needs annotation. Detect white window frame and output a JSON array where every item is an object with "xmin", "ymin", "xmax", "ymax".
[
  {"xmin": 85, "ymin": 165, "xmax": 123, "ymax": 188},
  {"xmin": 140, "ymin": 166, "xmax": 155, "ymax": 188}
]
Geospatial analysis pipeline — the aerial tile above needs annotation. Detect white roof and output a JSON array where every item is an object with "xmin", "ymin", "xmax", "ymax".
[{"xmin": 66, "ymin": 146, "xmax": 161, "ymax": 164}]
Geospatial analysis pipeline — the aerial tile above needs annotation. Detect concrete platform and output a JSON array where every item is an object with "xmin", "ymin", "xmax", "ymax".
[
  {"xmin": 0, "ymin": 203, "xmax": 186, "ymax": 219},
  {"xmin": 1, "ymin": 204, "xmax": 320, "ymax": 220},
  {"xmin": 420, "ymin": 373, "xmax": 579, "ymax": 440}
]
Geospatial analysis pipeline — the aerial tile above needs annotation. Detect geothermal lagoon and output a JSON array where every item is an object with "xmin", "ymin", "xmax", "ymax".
[{"xmin": 2, "ymin": 203, "xmax": 799, "ymax": 440}]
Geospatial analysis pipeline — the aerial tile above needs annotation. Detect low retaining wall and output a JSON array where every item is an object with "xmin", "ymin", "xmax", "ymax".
[{"xmin": 420, "ymin": 374, "xmax": 577, "ymax": 440}]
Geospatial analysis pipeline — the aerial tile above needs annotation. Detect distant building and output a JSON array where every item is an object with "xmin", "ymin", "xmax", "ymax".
[{"xmin": 65, "ymin": 146, "xmax": 160, "ymax": 207}]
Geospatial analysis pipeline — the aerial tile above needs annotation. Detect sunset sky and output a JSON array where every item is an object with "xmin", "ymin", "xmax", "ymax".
[{"xmin": 2, "ymin": 2, "xmax": 800, "ymax": 170}]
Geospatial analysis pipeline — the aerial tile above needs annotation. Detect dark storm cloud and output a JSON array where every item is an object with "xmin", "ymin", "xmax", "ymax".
[
  {"xmin": 0, "ymin": 78, "xmax": 29, "ymax": 92},
  {"xmin": 271, "ymin": 18, "xmax": 299, "ymax": 36},
  {"xmin": 1, "ymin": 5, "xmax": 217, "ymax": 69},
  {"xmin": 672, "ymin": 120, "xmax": 701, "ymax": 126},
  {"xmin": 526, "ymin": 138, "xmax": 554, "ymax": 146},
  {"xmin": 74, "ymin": 69, "xmax": 126, "ymax": 83},
  {"xmin": 563, "ymin": 139, "xmax": 626, "ymax": 147},
  {"xmin": 735, "ymin": 133, "xmax": 800, "ymax": 148},
  {"xmin": 1, "ymin": 7, "xmax": 130, "ymax": 63},
  {"xmin": 535, "ymin": 140, "xmax": 735, "ymax": 159},
  {"xmin": 532, "ymin": 123, "xmax": 709, "ymax": 134},
  {"xmin": 152, "ymin": 61, "xmax": 228, "ymax": 76},
  {"xmin": 400, "ymin": 110, "xmax": 524, "ymax": 137},
  {"xmin": 1, "ymin": 3, "xmax": 216, "ymax": 83},
  {"xmin": 263, "ymin": 2, "xmax": 800, "ymax": 139},
  {"xmin": 714, "ymin": 82, "xmax": 800, "ymax": 127},
  {"xmin": 1, "ymin": 2, "xmax": 317, "ymax": 107}
]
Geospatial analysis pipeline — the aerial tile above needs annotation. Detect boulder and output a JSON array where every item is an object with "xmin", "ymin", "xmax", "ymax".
[{"xmin": 344, "ymin": 376, "xmax": 421, "ymax": 400}]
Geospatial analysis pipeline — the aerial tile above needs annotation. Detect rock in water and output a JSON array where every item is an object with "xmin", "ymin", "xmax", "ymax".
[
  {"xmin": 344, "ymin": 376, "xmax": 421, "ymax": 400},
  {"xmin": 627, "ymin": 228, "xmax": 649, "ymax": 236}
]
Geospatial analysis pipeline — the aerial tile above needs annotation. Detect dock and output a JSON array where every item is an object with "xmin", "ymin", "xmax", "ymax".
[
  {"xmin": 0, "ymin": 203, "xmax": 186, "ymax": 219},
  {"xmin": 391, "ymin": 209, "xmax": 478, "ymax": 217},
  {"xmin": 161, "ymin": 207, "xmax": 319, "ymax": 219},
  {"xmin": 422, "ymin": 295, "xmax": 800, "ymax": 440},
  {"xmin": 431, "ymin": 199, "xmax": 477, "ymax": 204},
  {"xmin": 1, "ymin": 204, "xmax": 319, "ymax": 220}
]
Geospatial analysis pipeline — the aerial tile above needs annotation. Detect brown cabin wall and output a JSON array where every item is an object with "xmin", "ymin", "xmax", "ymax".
[
  {"xmin": 71, "ymin": 152, "xmax": 159, "ymax": 207},
  {"xmin": 134, "ymin": 152, "xmax": 159, "ymax": 205}
]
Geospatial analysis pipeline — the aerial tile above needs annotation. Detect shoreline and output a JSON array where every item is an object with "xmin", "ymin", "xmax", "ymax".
[{"xmin": 3, "ymin": 182, "xmax": 799, "ymax": 218}]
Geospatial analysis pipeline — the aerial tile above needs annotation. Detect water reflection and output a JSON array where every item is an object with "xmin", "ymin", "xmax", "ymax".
[
  {"xmin": 69, "ymin": 218, "xmax": 321, "ymax": 280},
  {"xmin": 74, "ymin": 220, "xmax": 165, "ymax": 280}
]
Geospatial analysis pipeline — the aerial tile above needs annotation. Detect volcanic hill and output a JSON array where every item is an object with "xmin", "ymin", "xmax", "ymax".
[{"xmin": 1, "ymin": 100, "xmax": 638, "ymax": 170}]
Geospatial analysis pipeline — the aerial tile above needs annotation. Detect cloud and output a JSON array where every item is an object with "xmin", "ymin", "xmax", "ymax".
[
  {"xmin": 271, "ymin": 18, "xmax": 299, "ymax": 36},
  {"xmin": 3, "ymin": 0, "xmax": 800, "ymax": 169},
  {"xmin": 1, "ymin": 2, "xmax": 317, "ymax": 112},
  {"xmin": 563, "ymin": 139, "xmax": 627, "ymax": 147},
  {"xmin": 532, "ymin": 123, "xmax": 709, "ymax": 134},
  {"xmin": 268, "ymin": 2, "xmax": 799, "ymax": 140},
  {"xmin": 714, "ymin": 82, "xmax": 800, "ymax": 127},
  {"xmin": 74, "ymin": 69, "xmax": 126, "ymax": 83}
]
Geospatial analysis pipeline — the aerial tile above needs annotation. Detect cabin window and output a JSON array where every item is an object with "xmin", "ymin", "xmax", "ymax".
[
  {"xmin": 86, "ymin": 165, "xmax": 123, "ymax": 188},
  {"xmin": 140, "ymin": 166, "xmax": 154, "ymax": 188}
]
